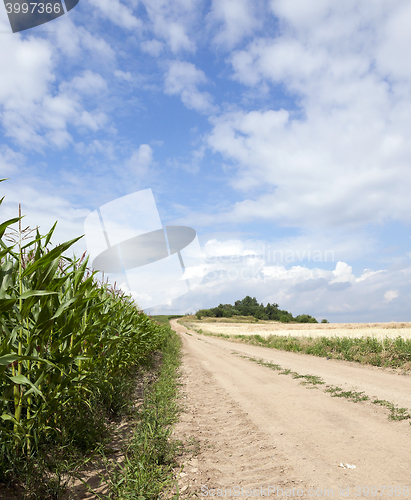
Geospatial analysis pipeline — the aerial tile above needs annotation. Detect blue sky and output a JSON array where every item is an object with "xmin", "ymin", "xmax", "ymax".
[{"xmin": 2, "ymin": 0, "xmax": 411, "ymax": 322}]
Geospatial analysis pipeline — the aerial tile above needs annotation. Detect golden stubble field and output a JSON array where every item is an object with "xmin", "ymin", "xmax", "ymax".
[{"xmin": 182, "ymin": 317, "xmax": 411, "ymax": 340}]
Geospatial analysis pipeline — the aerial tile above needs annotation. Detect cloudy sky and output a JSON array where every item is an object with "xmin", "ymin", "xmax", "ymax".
[{"xmin": 1, "ymin": 0, "xmax": 411, "ymax": 322}]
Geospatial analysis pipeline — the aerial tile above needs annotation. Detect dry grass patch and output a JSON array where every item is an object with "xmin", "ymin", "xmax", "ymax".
[
  {"xmin": 182, "ymin": 320, "xmax": 411, "ymax": 341},
  {"xmin": 179, "ymin": 319, "xmax": 411, "ymax": 371}
]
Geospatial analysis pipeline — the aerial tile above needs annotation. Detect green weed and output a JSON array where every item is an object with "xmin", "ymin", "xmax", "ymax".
[
  {"xmin": 372, "ymin": 399, "xmax": 411, "ymax": 421},
  {"xmin": 239, "ymin": 356, "xmax": 324, "ymax": 388},
  {"xmin": 324, "ymin": 386, "xmax": 369, "ymax": 402}
]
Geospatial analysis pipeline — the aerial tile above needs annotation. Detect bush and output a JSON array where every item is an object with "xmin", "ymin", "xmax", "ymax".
[
  {"xmin": 321, "ymin": 319, "xmax": 329, "ymax": 323},
  {"xmin": 295, "ymin": 314, "xmax": 318, "ymax": 323},
  {"xmin": 280, "ymin": 315, "xmax": 290, "ymax": 323},
  {"xmin": 194, "ymin": 297, "xmax": 316, "ymax": 324}
]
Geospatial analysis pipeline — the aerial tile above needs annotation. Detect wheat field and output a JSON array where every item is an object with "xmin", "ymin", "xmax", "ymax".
[{"xmin": 188, "ymin": 320, "xmax": 411, "ymax": 340}]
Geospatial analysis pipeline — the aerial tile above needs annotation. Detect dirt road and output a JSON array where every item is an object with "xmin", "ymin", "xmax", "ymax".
[{"xmin": 170, "ymin": 319, "xmax": 411, "ymax": 499}]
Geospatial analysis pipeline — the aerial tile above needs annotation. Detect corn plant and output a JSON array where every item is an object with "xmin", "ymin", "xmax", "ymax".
[{"xmin": 0, "ymin": 179, "xmax": 166, "ymax": 483}]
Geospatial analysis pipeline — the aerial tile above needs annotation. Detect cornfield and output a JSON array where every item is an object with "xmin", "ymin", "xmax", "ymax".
[{"xmin": 0, "ymin": 178, "xmax": 166, "ymax": 475}]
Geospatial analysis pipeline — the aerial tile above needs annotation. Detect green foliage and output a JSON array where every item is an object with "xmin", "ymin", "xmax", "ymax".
[
  {"xmin": 372, "ymin": 399, "xmax": 411, "ymax": 421},
  {"xmin": 295, "ymin": 314, "xmax": 316, "ymax": 323},
  {"xmin": 0, "ymin": 181, "xmax": 168, "ymax": 493},
  {"xmin": 196, "ymin": 308, "xmax": 213, "ymax": 318},
  {"xmin": 195, "ymin": 296, "xmax": 319, "ymax": 323},
  {"xmin": 151, "ymin": 315, "xmax": 184, "ymax": 325},
  {"xmin": 325, "ymin": 386, "xmax": 369, "ymax": 403}
]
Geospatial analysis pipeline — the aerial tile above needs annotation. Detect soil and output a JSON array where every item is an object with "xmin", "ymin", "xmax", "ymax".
[{"xmin": 170, "ymin": 319, "xmax": 411, "ymax": 499}]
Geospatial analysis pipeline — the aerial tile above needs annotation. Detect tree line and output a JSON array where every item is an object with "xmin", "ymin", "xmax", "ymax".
[{"xmin": 195, "ymin": 296, "xmax": 327, "ymax": 323}]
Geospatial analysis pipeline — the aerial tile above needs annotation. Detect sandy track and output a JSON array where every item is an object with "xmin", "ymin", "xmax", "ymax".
[{"xmin": 170, "ymin": 320, "xmax": 411, "ymax": 498}]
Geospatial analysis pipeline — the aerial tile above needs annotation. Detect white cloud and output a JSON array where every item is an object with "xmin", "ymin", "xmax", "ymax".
[
  {"xmin": 230, "ymin": 37, "xmax": 327, "ymax": 88},
  {"xmin": 0, "ymin": 15, "xmax": 112, "ymax": 152},
  {"xmin": 76, "ymin": 111, "xmax": 108, "ymax": 132},
  {"xmin": 61, "ymin": 71, "xmax": 107, "ymax": 95},
  {"xmin": 189, "ymin": 2, "xmax": 411, "ymax": 229},
  {"xmin": 1, "ymin": 59, "xmax": 109, "ymax": 150},
  {"xmin": 208, "ymin": 0, "xmax": 262, "ymax": 49},
  {"xmin": 375, "ymin": 2, "xmax": 411, "ymax": 81},
  {"xmin": 141, "ymin": 39, "xmax": 164, "ymax": 56},
  {"xmin": 203, "ymin": 238, "xmax": 258, "ymax": 259},
  {"xmin": 0, "ymin": 147, "xmax": 25, "ymax": 177},
  {"xmin": 114, "ymin": 70, "xmax": 133, "ymax": 82},
  {"xmin": 53, "ymin": 17, "xmax": 116, "ymax": 61},
  {"xmin": 164, "ymin": 61, "xmax": 216, "ymax": 114},
  {"xmin": 140, "ymin": 0, "xmax": 197, "ymax": 53},
  {"xmin": 384, "ymin": 290, "xmax": 398, "ymax": 302},
  {"xmin": 88, "ymin": 0, "xmax": 142, "ymax": 30},
  {"xmin": 197, "ymin": 230, "xmax": 376, "ymax": 267},
  {"xmin": 202, "ymin": 239, "xmax": 362, "ymax": 287},
  {"xmin": 166, "ymin": 144, "xmax": 205, "ymax": 174},
  {"xmin": 261, "ymin": 264, "xmax": 324, "ymax": 282},
  {"xmin": 126, "ymin": 144, "xmax": 153, "ymax": 176},
  {"xmin": 330, "ymin": 261, "xmax": 355, "ymax": 284},
  {"xmin": 0, "ymin": 34, "xmax": 54, "ymax": 109},
  {"xmin": 206, "ymin": 26, "xmax": 411, "ymax": 228},
  {"xmin": 75, "ymin": 140, "xmax": 116, "ymax": 159},
  {"xmin": 356, "ymin": 269, "xmax": 385, "ymax": 282}
]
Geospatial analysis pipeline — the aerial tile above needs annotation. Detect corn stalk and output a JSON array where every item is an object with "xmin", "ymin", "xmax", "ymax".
[{"xmin": 0, "ymin": 179, "xmax": 166, "ymax": 464}]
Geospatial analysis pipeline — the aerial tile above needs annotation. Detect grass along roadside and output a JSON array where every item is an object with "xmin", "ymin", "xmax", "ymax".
[
  {"xmin": 100, "ymin": 317, "xmax": 185, "ymax": 500},
  {"xmin": 179, "ymin": 320, "xmax": 411, "ymax": 371}
]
